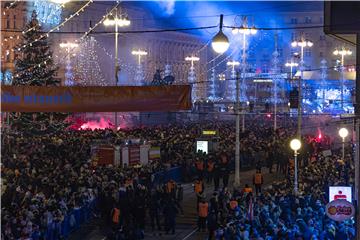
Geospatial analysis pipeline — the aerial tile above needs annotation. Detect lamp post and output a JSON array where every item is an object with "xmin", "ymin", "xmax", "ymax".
[
  {"xmin": 285, "ymin": 62, "xmax": 299, "ymax": 80},
  {"xmin": 185, "ymin": 56, "xmax": 200, "ymax": 101},
  {"xmin": 291, "ymin": 39, "xmax": 313, "ymax": 138},
  {"xmin": 339, "ymin": 127, "xmax": 349, "ymax": 161},
  {"xmin": 132, "ymin": 49, "xmax": 147, "ymax": 85},
  {"xmin": 232, "ymin": 18, "xmax": 257, "ymax": 133},
  {"xmin": 290, "ymin": 138, "xmax": 301, "ymax": 195},
  {"xmin": 333, "ymin": 48, "xmax": 352, "ymax": 110},
  {"xmin": 59, "ymin": 41, "xmax": 78, "ymax": 86},
  {"xmin": 212, "ymin": 14, "xmax": 245, "ymax": 188},
  {"xmin": 227, "ymin": 60, "xmax": 240, "ymax": 101},
  {"xmin": 131, "ymin": 49, "xmax": 147, "ymax": 65},
  {"xmin": 103, "ymin": 10, "xmax": 130, "ymax": 130}
]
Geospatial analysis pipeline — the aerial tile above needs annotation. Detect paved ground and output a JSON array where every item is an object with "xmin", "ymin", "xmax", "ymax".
[{"xmin": 69, "ymin": 167, "xmax": 284, "ymax": 240}]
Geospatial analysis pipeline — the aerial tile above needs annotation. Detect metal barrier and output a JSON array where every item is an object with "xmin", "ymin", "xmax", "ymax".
[
  {"xmin": 42, "ymin": 199, "xmax": 97, "ymax": 240},
  {"xmin": 151, "ymin": 166, "xmax": 183, "ymax": 186}
]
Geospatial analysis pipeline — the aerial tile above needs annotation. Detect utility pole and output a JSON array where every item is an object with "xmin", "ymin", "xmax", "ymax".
[{"xmin": 234, "ymin": 71, "xmax": 240, "ymax": 187}]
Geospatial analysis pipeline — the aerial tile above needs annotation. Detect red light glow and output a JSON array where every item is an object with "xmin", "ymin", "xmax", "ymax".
[{"xmin": 79, "ymin": 117, "xmax": 112, "ymax": 130}]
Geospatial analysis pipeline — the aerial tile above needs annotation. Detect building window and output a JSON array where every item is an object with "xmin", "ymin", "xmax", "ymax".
[
  {"xmin": 319, "ymin": 52, "xmax": 324, "ymax": 57},
  {"xmin": 13, "ymin": 15, "xmax": 16, "ymax": 29},
  {"xmin": 305, "ymin": 49, "xmax": 311, "ymax": 57},
  {"xmin": 305, "ymin": 16, "xmax": 312, "ymax": 24},
  {"xmin": 291, "ymin": 18, "xmax": 298, "ymax": 24},
  {"xmin": 6, "ymin": 15, "xmax": 10, "ymax": 29}
]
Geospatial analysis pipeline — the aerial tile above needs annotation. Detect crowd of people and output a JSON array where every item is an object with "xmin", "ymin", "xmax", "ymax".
[
  {"xmin": 200, "ymin": 141, "xmax": 355, "ymax": 239},
  {"xmin": 1, "ymin": 121, "xmax": 355, "ymax": 239}
]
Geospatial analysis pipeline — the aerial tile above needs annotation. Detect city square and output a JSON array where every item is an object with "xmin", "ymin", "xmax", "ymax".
[{"xmin": 1, "ymin": 1, "xmax": 360, "ymax": 239}]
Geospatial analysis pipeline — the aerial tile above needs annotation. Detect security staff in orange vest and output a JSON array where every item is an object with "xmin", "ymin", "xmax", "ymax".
[
  {"xmin": 206, "ymin": 158, "xmax": 215, "ymax": 184},
  {"xmin": 194, "ymin": 179, "xmax": 205, "ymax": 211},
  {"xmin": 253, "ymin": 169, "xmax": 264, "ymax": 195},
  {"xmin": 243, "ymin": 184, "xmax": 253, "ymax": 194},
  {"xmin": 111, "ymin": 206, "xmax": 120, "ymax": 229},
  {"xmin": 197, "ymin": 199, "xmax": 209, "ymax": 232},
  {"xmin": 194, "ymin": 179, "xmax": 204, "ymax": 194},
  {"xmin": 166, "ymin": 179, "xmax": 176, "ymax": 197}
]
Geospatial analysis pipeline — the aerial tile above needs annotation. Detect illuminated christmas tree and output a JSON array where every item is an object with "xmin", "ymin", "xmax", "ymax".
[
  {"xmin": 74, "ymin": 37, "xmax": 107, "ymax": 86},
  {"xmin": 13, "ymin": 11, "xmax": 57, "ymax": 86},
  {"xmin": 12, "ymin": 10, "xmax": 68, "ymax": 133}
]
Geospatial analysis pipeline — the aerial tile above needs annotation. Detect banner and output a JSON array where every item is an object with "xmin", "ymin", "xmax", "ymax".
[
  {"xmin": 1, "ymin": 85, "xmax": 191, "ymax": 112},
  {"xmin": 326, "ymin": 199, "xmax": 355, "ymax": 222},
  {"xmin": 149, "ymin": 146, "xmax": 161, "ymax": 161}
]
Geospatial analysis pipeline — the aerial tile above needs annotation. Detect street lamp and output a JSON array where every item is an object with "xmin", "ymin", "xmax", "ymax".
[
  {"xmin": 59, "ymin": 41, "xmax": 78, "ymax": 86},
  {"xmin": 290, "ymin": 138, "xmax": 301, "ymax": 195},
  {"xmin": 185, "ymin": 56, "xmax": 200, "ymax": 101},
  {"xmin": 227, "ymin": 60, "xmax": 240, "ymax": 71},
  {"xmin": 285, "ymin": 62, "xmax": 299, "ymax": 80},
  {"xmin": 131, "ymin": 49, "xmax": 147, "ymax": 65},
  {"xmin": 132, "ymin": 49, "xmax": 147, "ymax": 85},
  {"xmin": 211, "ymin": 14, "xmax": 229, "ymax": 54},
  {"xmin": 230, "ymin": 17, "xmax": 256, "ymax": 188},
  {"xmin": 333, "ymin": 48, "xmax": 352, "ymax": 110},
  {"xmin": 103, "ymin": 9, "xmax": 130, "ymax": 130},
  {"xmin": 339, "ymin": 127, "xmax": 349, "ymax": 161},
  {"xmin": 291, "ymin": 39, "xmax": 313, "ymax": 138},
  {"xmin": 232, "ymin": 19, "xmax": 257, "ymax": 134},
  {"xmin": 185, "ymin": 56, "xmax": 200, "ymax": 68}
]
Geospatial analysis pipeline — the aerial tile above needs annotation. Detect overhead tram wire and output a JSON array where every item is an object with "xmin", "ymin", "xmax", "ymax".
[{"xmin": 3, "ymin": 21, "xmax": 360, "ymax": 36}]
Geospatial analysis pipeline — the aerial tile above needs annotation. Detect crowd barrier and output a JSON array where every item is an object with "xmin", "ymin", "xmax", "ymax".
[
  {"xmin": 43, "ymin": 199, "xmax": 97, "ymax": 240},
  {"xmin": 151, "ymin": 166, "xmax": 183, "ymax": 186}
]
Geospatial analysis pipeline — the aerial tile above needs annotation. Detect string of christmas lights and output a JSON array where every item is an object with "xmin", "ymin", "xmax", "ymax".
[
  {"xmin": 13, "ymin": 0, "xmax": 93, "ymax": 53},
  {"xmin": 81, "ymin": 2, "xmax": 120, "ymax": 39},
  {"xmin": 4, "ymin": 0, "xmax": 21, "ymax": 10},
  {"xmin": 92, "ymin": 38, "xmax": 138, "ymax": 72},
  {"xmin": 199, "ymin": 47, "xmax": 236, "ymax": 78}
]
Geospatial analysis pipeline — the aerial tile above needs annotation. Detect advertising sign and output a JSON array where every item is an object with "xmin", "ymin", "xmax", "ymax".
[
  {"xmin": 196, "ymin": 140, "xmax": 208, "ymax": 154},
  {"xmin": 1, "ymin": 85, "xmax": 191, "ymax": 112},
  {"xmin": 149, "ymin": 147, "xmax": 161, "ymax": 161},
  {"xmin": 202, "ymin": 130, "xmax": 217, "ymax": 136},
  {"xmin": 329, "ymin": 186, "xmax": 352, "ymax": 203},
  {"xmin": 325, "ymin": 199, "xmax": 355, "ymax": 222}
]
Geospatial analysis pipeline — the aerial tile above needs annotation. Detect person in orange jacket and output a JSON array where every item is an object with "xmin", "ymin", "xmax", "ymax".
[
  {"xmin": 198, "ymin": 199, "xmax": 209, "ymax": 232},
  {"xmin": 111, "ymin": 204, "xmax": 120, "ymax": 230},
  {"xmin": 243, "ymin": 184, "xmax": 253, "ymax": 194},
  {"xmin": 253, "ymin": 169, "xmax": 264, "ymax": 195},
  {"xmin": 194, "ymin": 179, "xmax": 205, "ymax": 211}
]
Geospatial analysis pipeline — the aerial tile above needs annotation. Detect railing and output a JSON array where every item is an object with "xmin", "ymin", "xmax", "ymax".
[
  {"xmin": 151, "ymin": 166, "xmax": 183, "ymax": 186},
  {"xmin": 43, "ymin": 199, "xmax": 97, "ymax": 240}
]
